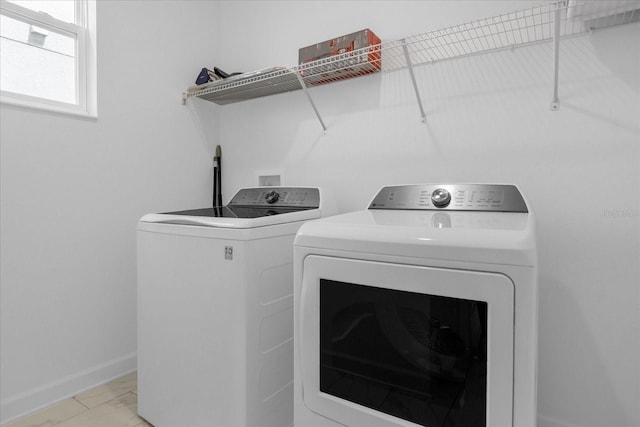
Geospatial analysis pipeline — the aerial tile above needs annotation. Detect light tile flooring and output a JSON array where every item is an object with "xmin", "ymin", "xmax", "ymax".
[{"xmin": 5, "ymin": 372, "xmax": 151, "ymax": 427}]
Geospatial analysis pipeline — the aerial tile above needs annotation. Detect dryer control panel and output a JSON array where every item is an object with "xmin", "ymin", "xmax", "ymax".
[
  {"xmin": 229, "ymin": 187, "xmax": 320, "ymax": 209},
  {"xmin": 369, "ymin": 184, "xmax": 528, "ymax": 212}
]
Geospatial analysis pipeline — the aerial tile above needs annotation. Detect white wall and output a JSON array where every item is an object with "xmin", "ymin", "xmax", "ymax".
[
  {"xmin": 0, "ymin": 1, "xmax": 220, "ymax": 423},
  {"xmin": 205, "ymin": 2, "xmax": 639, "ymax": 427}
]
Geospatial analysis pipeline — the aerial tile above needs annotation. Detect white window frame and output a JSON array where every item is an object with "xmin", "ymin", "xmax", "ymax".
[{"xmin": 0, "ymin": 0, "xmax": 97, "ymax": 117}]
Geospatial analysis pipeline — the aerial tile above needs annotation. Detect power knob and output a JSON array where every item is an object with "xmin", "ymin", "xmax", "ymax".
[
  {"xmin": 265, "ymin": 190, "xmax": 280, "ymax": 204},
  {"xmin": 431, "ymin": 188, "xmax": 451, "ymax": 208}
]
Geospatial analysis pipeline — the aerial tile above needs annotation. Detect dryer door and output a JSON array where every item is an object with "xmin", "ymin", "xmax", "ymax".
[{"xmin": 299, "ymin": 256, "xmax": 514, "ymax": 427}]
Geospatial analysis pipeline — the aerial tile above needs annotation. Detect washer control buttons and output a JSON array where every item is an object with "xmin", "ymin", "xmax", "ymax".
[
  {"xmin": 431, "ymin": 188, "xmax": 451, "ymax": 208},
  {"xmin": 265, "ymin": 191, "xmax": 280, "ymax": 204}
]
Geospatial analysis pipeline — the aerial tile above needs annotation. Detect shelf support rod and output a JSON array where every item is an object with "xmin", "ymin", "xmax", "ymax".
[
  {"xmin": 550, "ymin": 3, "xmax": 562, "ymax": 111},
  {"xmin": 402, "ymin": 39, "xmax": 426, "ymax": 122},
  {"xmin": 294, "ymin": 71, "xmax": 327, "ymax": 132}
]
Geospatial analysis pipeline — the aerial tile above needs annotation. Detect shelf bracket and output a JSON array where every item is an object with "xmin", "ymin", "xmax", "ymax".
[
  {"xmin": 294, "ymin": 71, "xmax": 327, "ymax": 132},
  {"xmin": 550, "ymin": 3, "xmax": 562, "ymax": 111},
  {"xmin": 402, "ymin": 39, "xmax": 427, "ymax": 122}
]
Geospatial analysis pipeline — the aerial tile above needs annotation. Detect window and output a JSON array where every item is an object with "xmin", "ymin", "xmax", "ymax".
[{"xmin": 0, "ymin": 0, "xmax": 96, "ymax": 116}]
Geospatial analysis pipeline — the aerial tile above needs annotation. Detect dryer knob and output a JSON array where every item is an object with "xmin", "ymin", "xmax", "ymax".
[
  {"xmin": 431, "ymin": 188, "xmax": 451, "ymax": 208},
  {"xmin": 265, "ymin": 191, "xmax": 280, "ymax": 204}
]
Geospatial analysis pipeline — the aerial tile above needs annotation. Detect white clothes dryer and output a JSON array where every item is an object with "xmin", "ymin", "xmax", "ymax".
[
  {"xmin": 137, "ymin": 187, "xmax": 324, "ymax": 427},
  {"xmin": 293, "ymin": 184, "xmax": 537, "ymax": 427}
]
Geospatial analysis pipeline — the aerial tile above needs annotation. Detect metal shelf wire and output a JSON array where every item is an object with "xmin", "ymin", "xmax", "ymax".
[
  {"xmin": 390, "ymin": 0, "xmax": 638, "ymax": 66},
  {"xmin": 182, "ymin": 0, "xmax": 639, "ymax": 126}
]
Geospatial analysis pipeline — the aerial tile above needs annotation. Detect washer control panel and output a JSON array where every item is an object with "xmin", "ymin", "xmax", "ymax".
[
  {"xmin": 369, "ymin": 184, "xmax": 528, "ymax": 212},
  {"xmin": 229, "ymin": 187, "xmax": 320, "ymax": 208}
]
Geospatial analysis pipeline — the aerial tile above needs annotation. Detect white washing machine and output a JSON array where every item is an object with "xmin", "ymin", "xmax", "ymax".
[
  {"xmin": 293, "ymin": 184, "xmax": 537, "ymax": 427},
  {"xmin": 137, "ymin": 187, "xmax": 324, "ymax": 427}
]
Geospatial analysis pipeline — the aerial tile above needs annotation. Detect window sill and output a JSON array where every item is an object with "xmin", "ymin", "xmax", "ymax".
[{"xmin": 1, "ymin": 92, "xmax": 97, "ymax": 119}]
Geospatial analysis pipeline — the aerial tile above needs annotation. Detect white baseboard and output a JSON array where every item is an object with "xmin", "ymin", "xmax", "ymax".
[{"xmin": 0, "ymin": 352, "xmax": 136, "ymax": 425}]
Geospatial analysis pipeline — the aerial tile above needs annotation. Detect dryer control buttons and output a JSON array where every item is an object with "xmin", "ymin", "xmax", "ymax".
[
  {"xmin": 431, "ymin": 188, "xmax": 451, "ymax": 208},
  {"xmin": 265, "ymin": 191, "xmax": 280, "ymax": 204},
  {"xmin": 369, "ymin": 184, "xmax": 527, "ymax": 212}
]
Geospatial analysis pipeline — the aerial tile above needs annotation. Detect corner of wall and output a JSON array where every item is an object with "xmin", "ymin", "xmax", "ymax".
[{"xmin": 0, "ymin": 353, "xmax": 136, "ymax": 425}]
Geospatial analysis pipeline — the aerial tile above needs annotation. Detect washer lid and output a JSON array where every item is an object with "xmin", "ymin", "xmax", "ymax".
[{"xmin": 139, "ymin": 187, "xmax": 321, "ymax": 228}]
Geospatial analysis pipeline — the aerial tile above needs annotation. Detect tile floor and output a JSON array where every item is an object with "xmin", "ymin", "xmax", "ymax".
[{"xmin": 4, "ymin": 372, "xmax": 151, "ymax": 427}]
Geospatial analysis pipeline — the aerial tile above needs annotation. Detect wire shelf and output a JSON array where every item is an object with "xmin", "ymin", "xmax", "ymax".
[
  {"xmin": 183, "ymin": 0, "xmax": 639, "ymax": 106},
  {"xmin": 185, "ymin": 68, "xmax": 301, "ymax": 105}
]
